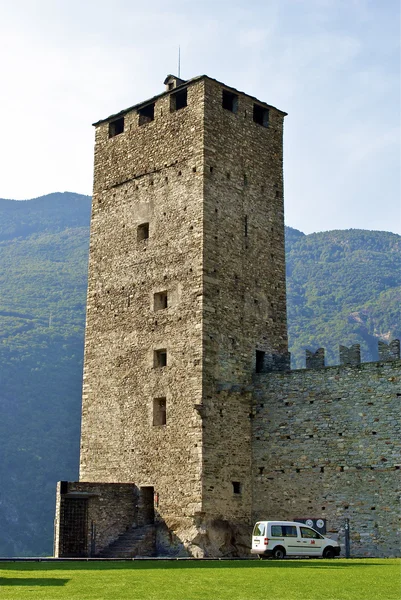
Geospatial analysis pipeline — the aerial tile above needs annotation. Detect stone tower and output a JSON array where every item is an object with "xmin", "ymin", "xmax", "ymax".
[{"xmin": 78, "ymin": 75, "xmax": 288, "ymax": 556}]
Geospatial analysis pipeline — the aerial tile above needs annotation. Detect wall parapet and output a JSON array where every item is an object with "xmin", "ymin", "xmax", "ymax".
[
  {"xmin": 378, "ymin": 339, "xmax": 400, "ymax": 361},
  {"xmin": 305, "ymin": 348, "xmax": 325, "ymax": 369},
  {"xmin": 303, "ymin": 339, "xmax": 400, "ymax": 370},
  {"xmin": 265, "ymin": 352, "xmax": 291, "ymax": 372},
  {"xmin": 339, "ymin": 343, "xmax": 361, "ymax": 366}
]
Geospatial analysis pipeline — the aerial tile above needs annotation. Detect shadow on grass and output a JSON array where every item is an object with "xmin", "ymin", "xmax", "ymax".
[
  {"xmin": 0, "ymin": 577, "xmax": 69, "ymax": 586},
  {"xmin": 0, "ymin": 559, "xmax": 396, "ymax": 573}
]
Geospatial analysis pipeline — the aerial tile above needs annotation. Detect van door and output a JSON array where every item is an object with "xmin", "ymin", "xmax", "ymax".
[
  {"xmin": 270, "ymin": 524, "xmax": 298, "ymax": 556},
  {"xmin": 299, "ymin": 526, "xmax": 324, "ymax": 556},
  {"xmin": 252, "ymin": 522, "xmax": 266, "ymax": 552}
]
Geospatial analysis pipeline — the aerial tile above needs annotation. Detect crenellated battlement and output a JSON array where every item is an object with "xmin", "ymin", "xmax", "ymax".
[
  {"xmin": 304, "ymin": 339, "xmax": 400, "ymax": 369},
  {"xmin": 257, "ymin": 339, "xmax": 400, "ymax": 375},
  {"xmin": 378, "ymin": 339, "xmax": 400, "ymax": 361}
]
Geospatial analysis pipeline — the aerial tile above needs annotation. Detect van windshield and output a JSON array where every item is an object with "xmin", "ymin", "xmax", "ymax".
[{"xmin": 253, "ymin": 523, "xmax": 265, "ymax": 537}]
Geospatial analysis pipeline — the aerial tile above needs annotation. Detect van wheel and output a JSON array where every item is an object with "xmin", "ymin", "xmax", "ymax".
[
  {"xmin": 323, "ymin": 547, "xmax": 335, "ymax": 559},
  {"xmin": 272, "ymin": 546, "xmax": 286, "ymax": 559}
]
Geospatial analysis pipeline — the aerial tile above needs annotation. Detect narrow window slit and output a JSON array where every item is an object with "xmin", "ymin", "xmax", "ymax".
[
  {"xmin": 255, "ymin": 350, "xmax": 265, "ymax": 373},
  {"xmin": 137, "ymin": 222, "xmax": 149, "ymax": 241},
  {"xmin": 154, "ymin": 291, "xmax": 168, "ymax": 311},
  {"xmin": 153, "ymin": 397, "xmax": 166, "ymax": 426},
  {"xmin": 154, "ymin": 349, "xmax": 167, "ymax": 368},
  {"xmin": 232, "ymin": 481, "xmax": 241, "ymax": 495}
]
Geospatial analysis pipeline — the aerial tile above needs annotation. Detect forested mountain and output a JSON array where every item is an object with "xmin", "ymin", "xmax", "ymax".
[
  {"xmin": 286, "ymin": 227, "xmax": 401, "ymax": 367},
  {"xmin": 0, "ymin": 194, "xmax": 399, "ymax": 556},
  {"xmin": 0, "ymin": 193, "xmax": 91, "ymax": 556}
]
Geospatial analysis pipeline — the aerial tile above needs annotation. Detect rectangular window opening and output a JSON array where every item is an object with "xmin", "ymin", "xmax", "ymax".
[
  {"xmin": 170, "ymin": 88, "xmax": 188, "ymax": 112},
  {"xmin": 256, "ymin": 350, "xmax": 265, "ymax": 373},
  {"xmin": 108, "ymin": 117, "xmax": 125, "ymax": 138},
  {"xmin": 138, "ymin": 103, "xmax": 155, "ymax": 126},
  {"xmin": 154, "ymin": 291, "xmax": 168, "ymax": 311},
  {"xmin": 137, "ymin": 222, "xmax": 149, "ymax": 241},
  {"xmin": 153, "ymin": 397, "xmax": 166, "ymax": 426},
  {"xmin": 253, "ymin": 104, "xmax": 269, "ymax": 127},
  {"xmin": 232, "ymin": 481, "xmax": 241, "ymax": 495},
  {"xmin": 154, "ymin": 349, "xmax": 167, "ymax": 368},
  {"xmin": 222, "ymin": 90, "xmax": 238, "ymax": 113},
  {"xmin": 244, "ymin": 215, "xmax": 248, "ymax": 237}
]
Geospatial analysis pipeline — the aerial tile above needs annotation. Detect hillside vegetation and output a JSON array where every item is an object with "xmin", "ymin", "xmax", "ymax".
[
  {"xmin": 0, "ymin": 193, "xmax": 90, "ymax": 556},
  {"xmin": 0, "ymin": 194, "xmax": 399, "ymax": 556},
  {"xmin": 286, "ymin": 226, "xmax": 401, "ymax": 367}
]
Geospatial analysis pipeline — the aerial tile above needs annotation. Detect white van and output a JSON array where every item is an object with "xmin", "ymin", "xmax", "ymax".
[{"xmin": 251, "ymin": 521, "xmax": 341, "ymax": 559}]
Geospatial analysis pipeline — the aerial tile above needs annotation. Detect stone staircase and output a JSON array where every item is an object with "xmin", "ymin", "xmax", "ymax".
[{"xmin": 97, "ymin": 524, "xmax": 156, "ymax": 558}]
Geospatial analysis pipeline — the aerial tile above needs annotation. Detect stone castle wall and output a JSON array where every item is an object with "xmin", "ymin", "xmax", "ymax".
[
  {"xmin": 69, "ymin": 74, "xmax": 400, "ymax": 559},
  {"xmin": 79, "ymin": 75, "xmax": 290, "ymax": 555},
  {"xmin": 252, "ymin": 358, "xmax": 401, "ymax": 557},
  {"xmin": 80, "ymin": 79, "xmax": 207, "ymax": 533},
  {"xmin": 54, "ymin": 481, "xmax": 138, "ymax": 557},
  {"xmin": 199, "ymin": 77, "xmax": 288, "ymax": 531}
]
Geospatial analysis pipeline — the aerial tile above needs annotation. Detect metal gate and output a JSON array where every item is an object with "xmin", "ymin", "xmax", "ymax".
[{"xmin": 60, "ymin": 497, "xmax": 88, "ymax": 557}]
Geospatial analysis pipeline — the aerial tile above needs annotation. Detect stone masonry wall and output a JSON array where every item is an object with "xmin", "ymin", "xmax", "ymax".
[
  {"xmin": 202, "ymin": 77, "xmax": 288, "ymax": 384},
  {"xmin": 54, "ymin": 481, "xmax": 138, "ymax": 557},
  {"xmin": 79, "ymin": 80, "xmax": 206, "ymax": 543},
  {"xmin": 76, "ymin": 74, "xmax": 400, "ymax": 559},
  {"xmin": 194, "ymin": 390, "xmax": 253, "ymax": 556},
  {"xmin": 199, "ymin": 78, "xmax": 288, "ymax": 535},
  {"xmin": 79, "ymin": 75, "xmax": 289, "ymax": 556},
  {"xmin": 252, "ymin": 360, "xmax": 401, "ymax": 557}
]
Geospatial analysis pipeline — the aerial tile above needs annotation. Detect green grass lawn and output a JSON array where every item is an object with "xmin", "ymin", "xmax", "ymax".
[{"xmin": 0, "ymin": 559, "xmax": 399, "ymax": 600}]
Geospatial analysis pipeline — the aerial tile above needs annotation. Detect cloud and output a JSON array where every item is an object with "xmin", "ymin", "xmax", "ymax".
[{"xmin": 0, "ymin": 0, "xmax": 398, "ymax": 235}]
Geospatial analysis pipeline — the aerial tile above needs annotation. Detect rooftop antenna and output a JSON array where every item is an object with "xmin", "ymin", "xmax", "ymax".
[{"xmin": 178, "ymin": 45, "xmax": 181, "ymax": 78}]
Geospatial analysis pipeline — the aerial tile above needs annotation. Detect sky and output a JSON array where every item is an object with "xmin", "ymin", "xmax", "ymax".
[{"xmin": 0, "ymin": 0, "xmax": 399, "ymax": 235}]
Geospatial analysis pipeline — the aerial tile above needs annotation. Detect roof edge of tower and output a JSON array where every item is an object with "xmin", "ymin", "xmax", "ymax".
[{"xmin": 92, "ymin": 74, "xmax": 287, "ymax": 126}]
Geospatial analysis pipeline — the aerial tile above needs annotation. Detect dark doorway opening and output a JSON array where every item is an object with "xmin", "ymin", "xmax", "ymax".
[
  {"xmin": 256, "ymin": 350, "xmax": 265, "ymax": 373},
  {"xmin": 141, "ymin": 486, "xmax": 155, "ymax": 524}
]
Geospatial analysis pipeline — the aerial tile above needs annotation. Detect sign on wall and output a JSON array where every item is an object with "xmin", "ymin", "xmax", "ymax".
[{"xmin": 294, "ymin": 518, "xmax": 327, "ymax": 534}]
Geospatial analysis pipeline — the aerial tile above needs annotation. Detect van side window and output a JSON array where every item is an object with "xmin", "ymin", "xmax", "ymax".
[
  {"xmin": 283, "ymin": 525, "xmax": 297, "ymax": 537},
  {"xmin": 300, "ymin": 527, "xmax": 323, "ymax": 539},
  {"xmin": 271, "ymin": 525, "xmax": 297, "ymax": 537},
  {"xmin": 253, "ymin": 523, "xmax": 265, "ymax": 536}
]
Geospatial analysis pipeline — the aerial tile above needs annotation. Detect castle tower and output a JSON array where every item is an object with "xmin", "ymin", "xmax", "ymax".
[{"xmin": 79, "ymin": 75, "xmax": 288, "ymax": 556}]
